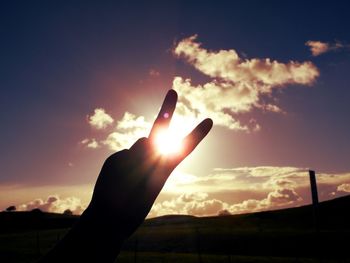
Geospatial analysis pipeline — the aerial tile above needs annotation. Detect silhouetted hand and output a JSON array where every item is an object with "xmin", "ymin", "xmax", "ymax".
[{"xmin": 39, "ymin": 90, "xmax": 212, "ymax": 262}]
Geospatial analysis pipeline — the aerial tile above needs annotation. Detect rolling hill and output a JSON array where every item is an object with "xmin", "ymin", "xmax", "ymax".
[{"xmin": 0, "ymin": 195, "xmax": 349, "ymax": 262}]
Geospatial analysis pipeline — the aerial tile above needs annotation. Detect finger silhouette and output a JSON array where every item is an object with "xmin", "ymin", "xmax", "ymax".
[
  {"xmin": 149, "ymin": 89, "xmax": 177, "ymax": 140},
  {"xmin": 172, "ymin": 118, "xmax": 213, "ymax": 166}
]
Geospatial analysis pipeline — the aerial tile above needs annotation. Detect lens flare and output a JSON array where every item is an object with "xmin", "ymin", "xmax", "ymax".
[{"xmin": 155, "ymin": 129, "xmax": 183, "ymax": 155}]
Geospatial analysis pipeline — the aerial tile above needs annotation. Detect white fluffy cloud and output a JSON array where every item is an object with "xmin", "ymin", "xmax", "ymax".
[
  {"xmin": 149, "ymin": 192, "xmax": 226, "ymax": 217},
  {"xmin": 172, "ymin": 35, "xmax": 319, "ymax": 130},
  {"xmin": 88, "ymin": 108, "xmax": 114, "ymax": 129},
  {"xmin": 103, "ymin": 112, "xmax": 151, "ymax": 151},
  {"xmin": 176, "ymin": 35, "xmax": 319, "ymax": 86},
  {"xmin": 337, "ymin": 183, "xmax": 350, "ymax": 193},
  {"xmin": 228, "ymin": 187, "xmax": 302, "ymax": 214},
  {"xmin": 83, "ymin": 35, "xmax": 321, "ymax": 149},
  {"xmin": 173, "ymin": 77, "xmax": 250, "ymax": 130},
  {"xmin": 18, "ymin": 195, "xmax": 85, "ymax": 215},
  {"xmin": 305, "ymin": 40, "xmax": 349, "ymax": 56}
]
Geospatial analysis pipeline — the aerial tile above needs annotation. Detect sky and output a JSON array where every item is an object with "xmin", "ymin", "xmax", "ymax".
[{"xmin": 1, "ymin": 0, "xmax": 350, "ymax": 216}]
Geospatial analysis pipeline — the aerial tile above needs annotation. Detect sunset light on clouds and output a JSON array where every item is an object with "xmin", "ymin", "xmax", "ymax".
[
  {"xmin": 1, "ymin": 1, "xmax": 350, "ymax": 218},
  {"xmin": 83, "ymin": 35, "xmax": 321, "ymax": 150}
]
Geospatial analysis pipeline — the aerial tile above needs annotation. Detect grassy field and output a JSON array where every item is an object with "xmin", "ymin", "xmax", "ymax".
[
  {"xmin": 1, "ymin": 229, "xmax": 347, "ymax": 263},
  {"xmin": 1, "ymin": 195, "xmax": 349, "ymax": 262}
]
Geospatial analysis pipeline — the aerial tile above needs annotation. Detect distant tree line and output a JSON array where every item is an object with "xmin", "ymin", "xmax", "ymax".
[
  {"xmin": 3, "ymin": 205, "xmax": 74, "ymax": 215},
  {"xmin": 6, "ymin": 205, "xmax": 16, "ymax": 212}
]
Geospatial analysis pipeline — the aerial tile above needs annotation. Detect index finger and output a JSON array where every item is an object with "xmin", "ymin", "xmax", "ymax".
[{"xmin": 149, "ymin": 89, "xmax": 178, "ymax": 140}]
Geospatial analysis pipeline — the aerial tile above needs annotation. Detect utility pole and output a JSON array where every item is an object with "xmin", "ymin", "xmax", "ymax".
[
  {"xmin": 309, "ymin": 170, "xmax": 319, "ymax": 232},
  {"xmin": 134, "ymin": 237, "xmax": 138, "ymax": 263}
]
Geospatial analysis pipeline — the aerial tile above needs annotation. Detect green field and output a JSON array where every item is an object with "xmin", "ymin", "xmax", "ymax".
[{"xmin": 1, "ymin": 195, "xmax": 349, "ymax": 262}]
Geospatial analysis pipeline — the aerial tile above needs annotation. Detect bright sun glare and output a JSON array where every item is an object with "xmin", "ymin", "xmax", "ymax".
[{"xmin": 155, "ymin": 129, "xmax": 183, "ymax": 155}]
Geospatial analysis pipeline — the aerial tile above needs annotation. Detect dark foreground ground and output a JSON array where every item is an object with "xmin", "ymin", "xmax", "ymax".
[{"xmin": 0, "ymin": 195, "xmax": 349, "ymax": 263}]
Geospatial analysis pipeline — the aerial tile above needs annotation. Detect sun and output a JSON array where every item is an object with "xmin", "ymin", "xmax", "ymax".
[{"xmin": 154, "ymin": 129, "xmax": 184, "ymax": 155}]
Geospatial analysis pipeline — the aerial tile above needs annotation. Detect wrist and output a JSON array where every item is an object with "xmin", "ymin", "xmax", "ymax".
[
  {"xmin": 39, "ymin": 204, "xmax": 125, "ymax": 263},
  {"xmin": 82, "ymin": 200, "xmax": 144, "ymax": 240},
  {"xmin": 79, "ymin": 203, "xmax": 126, "ymax": 239}
]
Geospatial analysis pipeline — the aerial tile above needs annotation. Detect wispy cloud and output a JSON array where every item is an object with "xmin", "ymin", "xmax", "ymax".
[
  {"xmin": 305, "ymin": 40, "xmax": 349, "ymax": 56},
  {"xmin": 305, "ymin": 41, "xmax": 330, "ymax": 56},
  {"xmin": 148, "ymin": 167, "xmax": 350, "ymax": 217},
  {"xmin": 149, "ymin": 68, "xmax": 160, "ymax": 77},
  {"xmin": 81, "ymin": 138, "xmax": 99, "ymax": 149}
]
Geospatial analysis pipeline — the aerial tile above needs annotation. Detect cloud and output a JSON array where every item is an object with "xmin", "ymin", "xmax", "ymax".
[
  {"xmin": 305, "ymin": 40, "xmax": 349, "ymax": 56},
  {"xmin": 18, "ymin": 195, "xmax": 85, "ymax": 215},
  {"xmin": 163, "ymin": 166, "xmax": 319, "ymax": 195},
  {"xmin": 337, "ymin": 183, "xmax": 350, "ymax": 193},
  {"xmin": 176, "ymin": 35, "xmax": 319, "ymax": 86},
  {"xmin": 150, "ymin": 182, "xmax": 302, "ymax": 217},
  {"xmin": 267, "ymin": 187, "xmax": 301, "ymax": 205},
  {"xmin": 148, "ymin": 167, "xmax": 350, "ymax": 217},
  {"xmin": 185, "ymin": 198, "xmax": 225, "ymax": 216},
  {"xmin": 149, "ymin": 69, "xmax": 160, "ymax": 77},
  {"xmin": 88, "ymin": 108, "xmax": 114, "ymax": 129},
  {"xmin": 173, "ymin": 77, "xmax": 250, "ymax": 130},
  {"xmin": 149, "ymin": 192, "xmax": 227, "ymax": 217},
  {"xmin": 83, "ymin": 112, "xmax": 151, "ymax": 152},
  {"xmin": 81, "ymin": 138, "xmax": 99, "ymax": 149},
  {"xmin": 223, "ymin": 181, "xmax": 302, "ymax": 214},
  {"xmin": 103, "ymin": 112, "xmax": 151, "ymax": 151},
  {"xmin": 83, "ymin": 35, "xmax": 321, "ymax": 149},
  {"xmin": 172, "ymin": 35, "xmax": 319, "ymax": 130},
  {"xmin": 305, "ymin": 41, "xmax": 330, "ymax": 56},
  {"xmin": 87, "ymin": 139, "xmax": 99, "ymax": 148}
]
